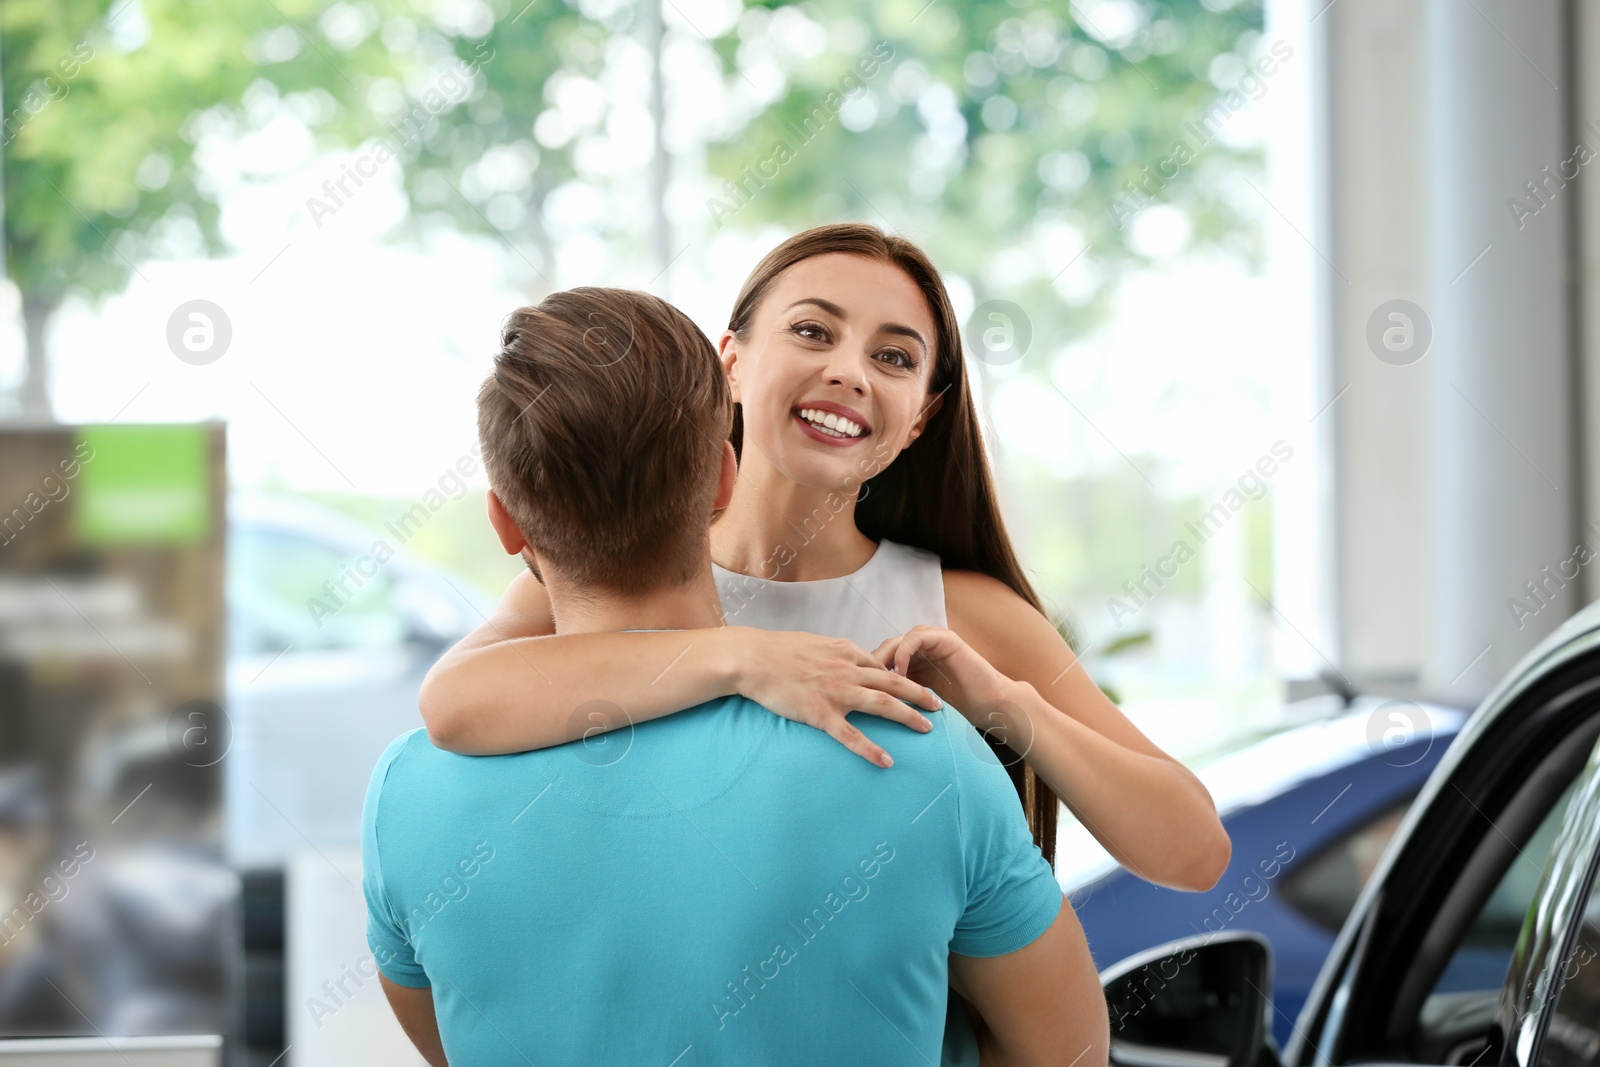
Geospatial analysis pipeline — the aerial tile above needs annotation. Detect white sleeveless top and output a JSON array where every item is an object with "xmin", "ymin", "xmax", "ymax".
[
  {"xmin": 712, "ymin": 537, "xmax": 980, "ymax": 1067},
  {"xmin": 712, "ymin": 538, "xmax": 947, "ymax": 645}
]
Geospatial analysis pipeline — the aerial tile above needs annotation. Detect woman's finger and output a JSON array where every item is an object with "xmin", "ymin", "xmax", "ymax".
[
  {"xmin": 851, "ymin": 688, "xmax": 934, "ymax": 733},
  {"xmin": 868, "ymin": 635, "xmax": 900, "ymax": 669},
  {"xmin": 822, "ymin": 718, "xmax": 893, "ymax": 768},
  {"xmin": 853, "ymin": 665, "xmax": 940, "ymax": 711},
  {"xmin": 894, "ymin": 630, "xmax": 931, "ymax": 677},
  {"xmin": 819, "ymin": 635, "xmax": 880, "ymax": 671},
  {"xmin": 847, "ymin": 642, "xmax": 887, "ymax": 670}
]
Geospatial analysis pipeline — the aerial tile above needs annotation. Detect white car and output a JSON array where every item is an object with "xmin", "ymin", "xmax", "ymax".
[{"xmin": 225, "ymin": 492, "xmax": 491, "ymax": 870}]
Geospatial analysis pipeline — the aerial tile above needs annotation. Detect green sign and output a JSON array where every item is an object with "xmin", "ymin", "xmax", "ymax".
[{"xmin": 75, "ymin": 424, "xmax": 212, "ymax": 545}]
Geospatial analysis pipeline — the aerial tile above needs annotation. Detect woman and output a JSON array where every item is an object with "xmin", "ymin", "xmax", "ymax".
[{"xmin": 422, "ymin": 222, "xmax": 1228, "ymax": 889}]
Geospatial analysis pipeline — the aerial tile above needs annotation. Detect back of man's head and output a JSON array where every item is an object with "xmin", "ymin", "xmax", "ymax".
[{"xmin": 477, "ymin": 287, "xmax": 732, "ymax": 595}]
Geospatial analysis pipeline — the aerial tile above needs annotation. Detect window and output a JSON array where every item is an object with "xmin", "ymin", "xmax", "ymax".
[
  {"xmin": 1380, "ymin": 726, "xmax": 1596, "ymax": 1064},
  {"xmin": 1280, "ymin": 800, "xmax": 1410, "ymax": 931},
  {"xmin": 1540, "ymin": 884, "xmax": 1600, "ymax": 1067},
  {"xmin": 1428, "ymin": 780, "xmax": 1578, "ymax": 997}
]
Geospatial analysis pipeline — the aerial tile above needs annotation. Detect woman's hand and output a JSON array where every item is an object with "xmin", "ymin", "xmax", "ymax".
[
  {"xmin": 871, "ymin": 625, "xmax": 1015, "ymax": 728},
  {"xmin": 726, "ymin": 627, "xmax": 943, "ymax": 769}
]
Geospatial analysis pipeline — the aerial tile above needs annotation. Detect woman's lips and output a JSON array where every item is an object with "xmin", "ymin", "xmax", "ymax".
[{"xmin": 792, "ymin": 411, "xmax": 870, "ymax": 447}]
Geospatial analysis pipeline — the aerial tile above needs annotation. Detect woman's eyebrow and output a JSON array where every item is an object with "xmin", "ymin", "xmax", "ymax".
[
  {"xmin": 783, "ymin": 297, "xmax": 847, "ymax": 318},
  {"xmin": 880, "ymin": 323, "xmax": 928, "ymax": 352},
  {"xmin": 783, "ymin": 298, "xmax": 928, "ymax": 352}
]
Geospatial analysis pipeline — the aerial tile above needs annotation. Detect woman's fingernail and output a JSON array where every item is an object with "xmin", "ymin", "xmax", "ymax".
[
  {"xmin": 881, "ymin": 753, "xmax": 894, "ymax": 767},
  {"xmin": 919, "ymin": 716, "xmax": 933, "ymax": 731},
  {"xmin": 927, "ymin": 689, "xmax": 942, "ymax": 708}
]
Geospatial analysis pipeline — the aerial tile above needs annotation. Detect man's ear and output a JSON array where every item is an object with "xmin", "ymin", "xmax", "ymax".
[
  {"xmin": 718, "ymin": 330, "xmax": 741, "ymax": 403},
  {"xmin": 713, "ymin": 440, "xmax": 738, "ymax": 512},
  {"xmin": 485, "ymin": 490, "xmax": 528, "ymax": 555},
  {"xmin": 905, "ymin": 390, "xmax": 945, "ymax": 447}
]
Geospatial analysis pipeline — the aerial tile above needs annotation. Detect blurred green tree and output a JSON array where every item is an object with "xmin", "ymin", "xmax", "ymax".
[
  {"xmin": 699, "ymin": 0, "xmax": 1269, "ymax": 347},
  {"xmin": 0, "ymin": 0, "xmax": 585, "ymax": 418},
  {"xmin": 4, "ymin": 0, "xmax": 1266, "ymax": 419},
  {"xmin": 2, "ymin": 0, "xmax": 382, "ymax": 414}
]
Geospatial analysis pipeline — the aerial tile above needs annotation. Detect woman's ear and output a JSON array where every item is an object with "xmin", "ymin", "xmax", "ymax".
[
  {"xmin": 718, "ymin": 330, "xmax": 742, "ymax": 403},
  {"xmin": 904, "ymin": 390, "xmax": 945, "ymax": 447},
  {"xmin": 485, "ymin": 490, "xmax": 529, "ymax": 555},
  {"xmin": 713, "ymin": 440, "xmax": 738, "ymax": 512}
]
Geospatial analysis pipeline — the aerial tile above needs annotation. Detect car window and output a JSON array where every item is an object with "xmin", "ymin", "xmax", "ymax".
[
  {"xmin": 1530, "ymin": 773, "xmax": 1600, "ymax": 1067},
  {"xmin": 1373, "ymin": 773, "xmax": 1586, "ymax": 1065},
  {"xmin": 1428, "ymin": 780, "xmax": 1578, "ymax": 999},
  {"xmin": 228, "ymin": 526, "xmax": 407, "ymax": 654},
  {"xmin": 1540, "ymin": 887, "xmax": 1600, "ymax": 1066},
  {"xmin": 1367, "ymin": 730, "xmax": 1594, "ymax": 1065},
  {"xmin": 1308, "ymin": 699, "xmax": 1600, "ymax": 1065},
  {"xmin": 1280, "ymin": 800, "xmax": 1411, "ymax": 931}
]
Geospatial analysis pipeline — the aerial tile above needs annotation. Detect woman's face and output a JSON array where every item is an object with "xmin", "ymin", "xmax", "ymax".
[{"xmin": 721, "ymin": 253, "xmax": 943, "ymax": 491}]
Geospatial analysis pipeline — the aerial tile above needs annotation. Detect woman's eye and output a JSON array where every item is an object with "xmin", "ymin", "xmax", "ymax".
[
  {"xmin": 876, "ymin": 348, "xmax": 915, "ymax": 369},
  {"xmin": 790, "ymin": 322, "xmax": 828, "ymax": 342}
]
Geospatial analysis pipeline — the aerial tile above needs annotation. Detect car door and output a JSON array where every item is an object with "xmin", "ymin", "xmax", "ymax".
[
  {"xmin": 1496, "ymin": 727, "xmax": 1600, "ymax": 1066},
  {"xmin": 1287, "ymin": 619, "xmax": 1600, "ymax": 1066}
]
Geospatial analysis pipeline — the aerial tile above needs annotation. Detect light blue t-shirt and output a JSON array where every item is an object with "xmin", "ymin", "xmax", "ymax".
[{"xmin": 362, "ymin": 696, "xmax": 1061, "ymax": 1066}]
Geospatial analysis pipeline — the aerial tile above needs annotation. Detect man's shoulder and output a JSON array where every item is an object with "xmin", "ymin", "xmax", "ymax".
[
  {"xmin": 873, "ymin": 700, "xmax": 1029, "ymax": 810},
  {"xmin": 365, "ymin": 727, "xmax": 470, "ymax": 812},
  {"xmin": 373, "ymin": 727, "xmax": 432, "ymax": 777},
  {"xmin": 718, "ymin": 692, "xmax": 991, "ymax": 780},
  {"xmin": 365, "ymin": 728, "xmax": 429, "ymax": 809}
]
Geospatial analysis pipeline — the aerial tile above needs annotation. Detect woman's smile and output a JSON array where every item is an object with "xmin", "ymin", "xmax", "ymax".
[{"xmin": 792, "ymin": 400, "xmax": 872, "ymax": 446}]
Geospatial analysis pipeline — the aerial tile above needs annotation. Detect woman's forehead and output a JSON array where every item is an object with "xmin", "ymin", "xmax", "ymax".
[{"xmin": 763, "ymin": 254, "xmax": 935, "ymax": 331}]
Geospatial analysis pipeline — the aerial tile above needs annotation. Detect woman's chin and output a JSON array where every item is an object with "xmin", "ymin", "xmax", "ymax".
[
  {"xmin": 743, "ymin": 426, "xmax": 904, "ymax": 494},
  {"xmin": 769, "ymin": 448, "xmax": 896, "ymax": 496}
]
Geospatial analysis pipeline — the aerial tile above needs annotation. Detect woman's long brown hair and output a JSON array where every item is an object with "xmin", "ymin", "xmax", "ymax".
[{"xmin": 726, "ymin": 222, "xmax": 1059, "ymax": 870}]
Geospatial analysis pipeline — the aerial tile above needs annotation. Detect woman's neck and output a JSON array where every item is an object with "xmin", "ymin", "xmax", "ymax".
[{"xmin": 711, "ymin": 457, "xmax": 878, "ymax": 582}]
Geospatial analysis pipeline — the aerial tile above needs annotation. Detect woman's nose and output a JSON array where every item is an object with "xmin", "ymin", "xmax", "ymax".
[{"xmin": 821, "ymin": 351, "xmax": 869, "ymax": 393}]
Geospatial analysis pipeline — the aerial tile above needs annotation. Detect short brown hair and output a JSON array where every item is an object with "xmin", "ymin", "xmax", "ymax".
[{"xmin": 478, "ymin": 287, "xmax": 731, "ymax": 594}]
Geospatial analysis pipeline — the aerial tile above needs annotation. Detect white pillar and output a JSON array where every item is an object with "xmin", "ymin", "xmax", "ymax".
[
  {"xmin": 1321, "ymin": 0, "xmax": 1434, "ymax": 688},
  {"xmin": 1318, "ymin": 0, "xmax": 1580, "ymax": 701},
  {"xmin": 1575, "ymin": 4, "xmax": 1600, "ymax": 609},
  {"xmin": 1422, "ymin": 0, "xmax": 1577, "ymax": 695}
]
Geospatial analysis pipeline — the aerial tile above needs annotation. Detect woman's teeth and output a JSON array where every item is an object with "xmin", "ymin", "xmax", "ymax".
[{"xmin": 798, "ymin": 408, "xmax": 865, "ymax": 439}]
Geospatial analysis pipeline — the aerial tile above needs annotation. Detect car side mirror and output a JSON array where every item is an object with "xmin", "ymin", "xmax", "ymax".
[{"xmin": 1101, "ymin": 930, "xmax": 1276, "ymax": 1067}]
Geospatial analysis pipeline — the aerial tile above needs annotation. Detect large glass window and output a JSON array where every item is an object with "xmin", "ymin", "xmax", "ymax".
[{"xmin": 14, "ymin": 0, "xmax": 1313, "ymax": 755}]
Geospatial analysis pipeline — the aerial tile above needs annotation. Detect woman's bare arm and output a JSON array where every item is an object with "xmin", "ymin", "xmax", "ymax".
[
  {"xmin": 419, "ymin": 571, "xmax": 942, "ymax": 763},
  {"xmin": 942, "ymin": 570, "xmax": 1231, "ymax": 892}
]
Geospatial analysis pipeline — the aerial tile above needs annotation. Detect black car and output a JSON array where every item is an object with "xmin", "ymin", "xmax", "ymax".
[{"xmin": 1103, "ymin": 598, "xmax": 1600, "ymax": 1067}]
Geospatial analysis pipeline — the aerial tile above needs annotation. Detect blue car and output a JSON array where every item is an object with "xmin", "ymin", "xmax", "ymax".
[{"xmin": 1057, "ymin": 696, "xmax": 1469, "ymax": 1048}]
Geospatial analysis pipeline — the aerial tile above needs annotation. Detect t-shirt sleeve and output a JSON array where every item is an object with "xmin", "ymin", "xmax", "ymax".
[
  {"xmin": 943, "ymin": 711, "xmax": 1064, "ymax": 958},
  {"xmin": 362, "ymin": 732, "xmax": 431, "ymax": 988}
]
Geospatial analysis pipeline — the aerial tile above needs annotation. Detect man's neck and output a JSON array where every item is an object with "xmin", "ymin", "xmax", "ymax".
[{"xmin": 546, "ymin": 567, "xmax": 726, "ymax": 635}]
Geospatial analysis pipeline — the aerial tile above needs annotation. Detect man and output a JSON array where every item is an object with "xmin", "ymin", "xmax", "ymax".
[{"xmin": 361, "ymin": 287, "xmax": 1109, "ymax": 1066}]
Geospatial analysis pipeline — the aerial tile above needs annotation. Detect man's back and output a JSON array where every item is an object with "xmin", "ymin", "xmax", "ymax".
[{"xmin": 362, "ymin": 698, "xmax": 1062, "ymax": 1066}]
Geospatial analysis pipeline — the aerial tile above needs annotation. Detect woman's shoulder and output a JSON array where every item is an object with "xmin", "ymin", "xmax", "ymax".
[
  {"xmin": 938, "ymin": 566, "xmax": 1015, "ymax": 603},
  {"xmin": 939, "ymin": 568, "xmax": 1053, "ymax": 640}
]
